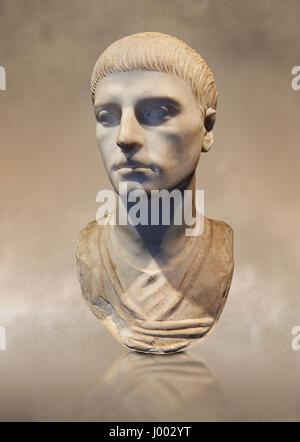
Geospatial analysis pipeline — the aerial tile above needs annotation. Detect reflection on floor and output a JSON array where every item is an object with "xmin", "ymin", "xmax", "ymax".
[{"xmin": 80, "ymin": 351, "xmax": 226, "ymax": 421}]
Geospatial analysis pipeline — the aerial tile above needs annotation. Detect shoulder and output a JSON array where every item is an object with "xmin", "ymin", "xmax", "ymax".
[
  {"xmin": 205, "ymin": 217, "xmax": 234, "ymax": 268},
  {"xmin": 76, "ymin": 220, "xmax": 104, "ymax": 265},
  {"xmin": 207, "ymin": 217, "xmax": 233, "ymax": 242},
  {"xmin": 77, "ymin": 219, "xmax": 99, "ymax": 243}
]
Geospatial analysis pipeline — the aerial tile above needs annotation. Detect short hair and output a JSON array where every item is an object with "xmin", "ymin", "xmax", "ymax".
[{"xmin": 91, "ymin": 32, "xmax": 218, "ymax": 111}]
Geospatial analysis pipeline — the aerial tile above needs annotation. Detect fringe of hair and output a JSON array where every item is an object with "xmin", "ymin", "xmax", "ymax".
[{"xmin": 91, "ymin": 32, "xmax": 218, "ymax": 111}]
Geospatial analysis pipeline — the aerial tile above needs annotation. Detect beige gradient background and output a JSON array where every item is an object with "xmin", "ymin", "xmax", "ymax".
[{"xmin": 0, "ymin": 0, "xmax": 300, "ymax": 421}]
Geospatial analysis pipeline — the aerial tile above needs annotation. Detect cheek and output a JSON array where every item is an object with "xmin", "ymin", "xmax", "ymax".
[
  {"xmin": 96, "ymin": 126, "xmax": 117, "ymax": 165},
  {"xmin": 96, "ymin": 125, "xmax": 111, "ymax": 149},
  {"xmin": 147, "ymin": 121, "xmax": 204, "ymax": 168},
  {"xmin": 182, "ymin": 124, "xmax": 204, "ymax": 163},
  {"xmin": 178, "ymin": 115, "xmax": 205, "ymax": 168}
]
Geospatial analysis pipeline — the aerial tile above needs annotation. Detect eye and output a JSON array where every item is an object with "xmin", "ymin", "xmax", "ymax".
[
  {"xmin": 143, "ymin": 104, "xmax": 172, "ymax": 125},
  {"xmin": 96, "ymin": 109, "xmax": 120, "ymax": 127}
]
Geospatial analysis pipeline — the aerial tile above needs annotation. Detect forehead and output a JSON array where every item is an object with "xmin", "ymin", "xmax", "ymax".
[{"xmin": 94, "ymin": 70, "xmax": 197, "ymax": 106}]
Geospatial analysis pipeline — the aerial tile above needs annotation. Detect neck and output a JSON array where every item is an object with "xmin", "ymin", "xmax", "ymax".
[{"xmin": 112, "ymin": 174, "xmax": 197, "ymax": 269}]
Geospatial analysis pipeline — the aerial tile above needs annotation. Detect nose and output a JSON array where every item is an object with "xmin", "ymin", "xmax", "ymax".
[{"xmin": 116, "ymin": 108, "xmax": 144, "ymax": 150}]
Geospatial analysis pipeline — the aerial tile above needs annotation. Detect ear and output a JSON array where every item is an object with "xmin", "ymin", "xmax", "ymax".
[{"xmin": 202, "ymin": 108, "xmax": 216, "ymax": 153}]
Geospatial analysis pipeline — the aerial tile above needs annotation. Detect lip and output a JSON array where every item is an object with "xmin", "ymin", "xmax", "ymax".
[{"xmin": 113, "ymin": 161, "xmax": 154, "ymax": 171}]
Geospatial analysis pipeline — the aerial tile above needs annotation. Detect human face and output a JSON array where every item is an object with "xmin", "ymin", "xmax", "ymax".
[{"xmin": 94, "ymin": 70, "xmax": 206, "ymax": 194}]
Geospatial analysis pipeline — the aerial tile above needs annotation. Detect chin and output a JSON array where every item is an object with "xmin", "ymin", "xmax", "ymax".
[{"xmin": 111, "ymin": 178, "xmax": 164, "ymax": 195}]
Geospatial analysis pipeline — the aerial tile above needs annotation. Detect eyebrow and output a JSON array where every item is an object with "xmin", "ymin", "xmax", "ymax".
[
  {"xmin": 94, "ymin": 102, "xmax": 120, "ymax": 116},
  {"xmin": 94, "ymin": 96, "xmax": 182, "ymax": 111},
  {"xmin": 136, "ymin": 96, "xmax": 182, "ymax": 111}
]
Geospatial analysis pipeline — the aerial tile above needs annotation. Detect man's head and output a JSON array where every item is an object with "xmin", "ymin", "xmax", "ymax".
[{"xmin": 91, "ymin": 32, "xmax": 218, "ymax": 194}]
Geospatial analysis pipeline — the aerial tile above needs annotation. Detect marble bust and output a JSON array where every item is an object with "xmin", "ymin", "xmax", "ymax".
[{"xmin": 76, "ymin": 32, "xmax": 234, "ymax": 354}]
